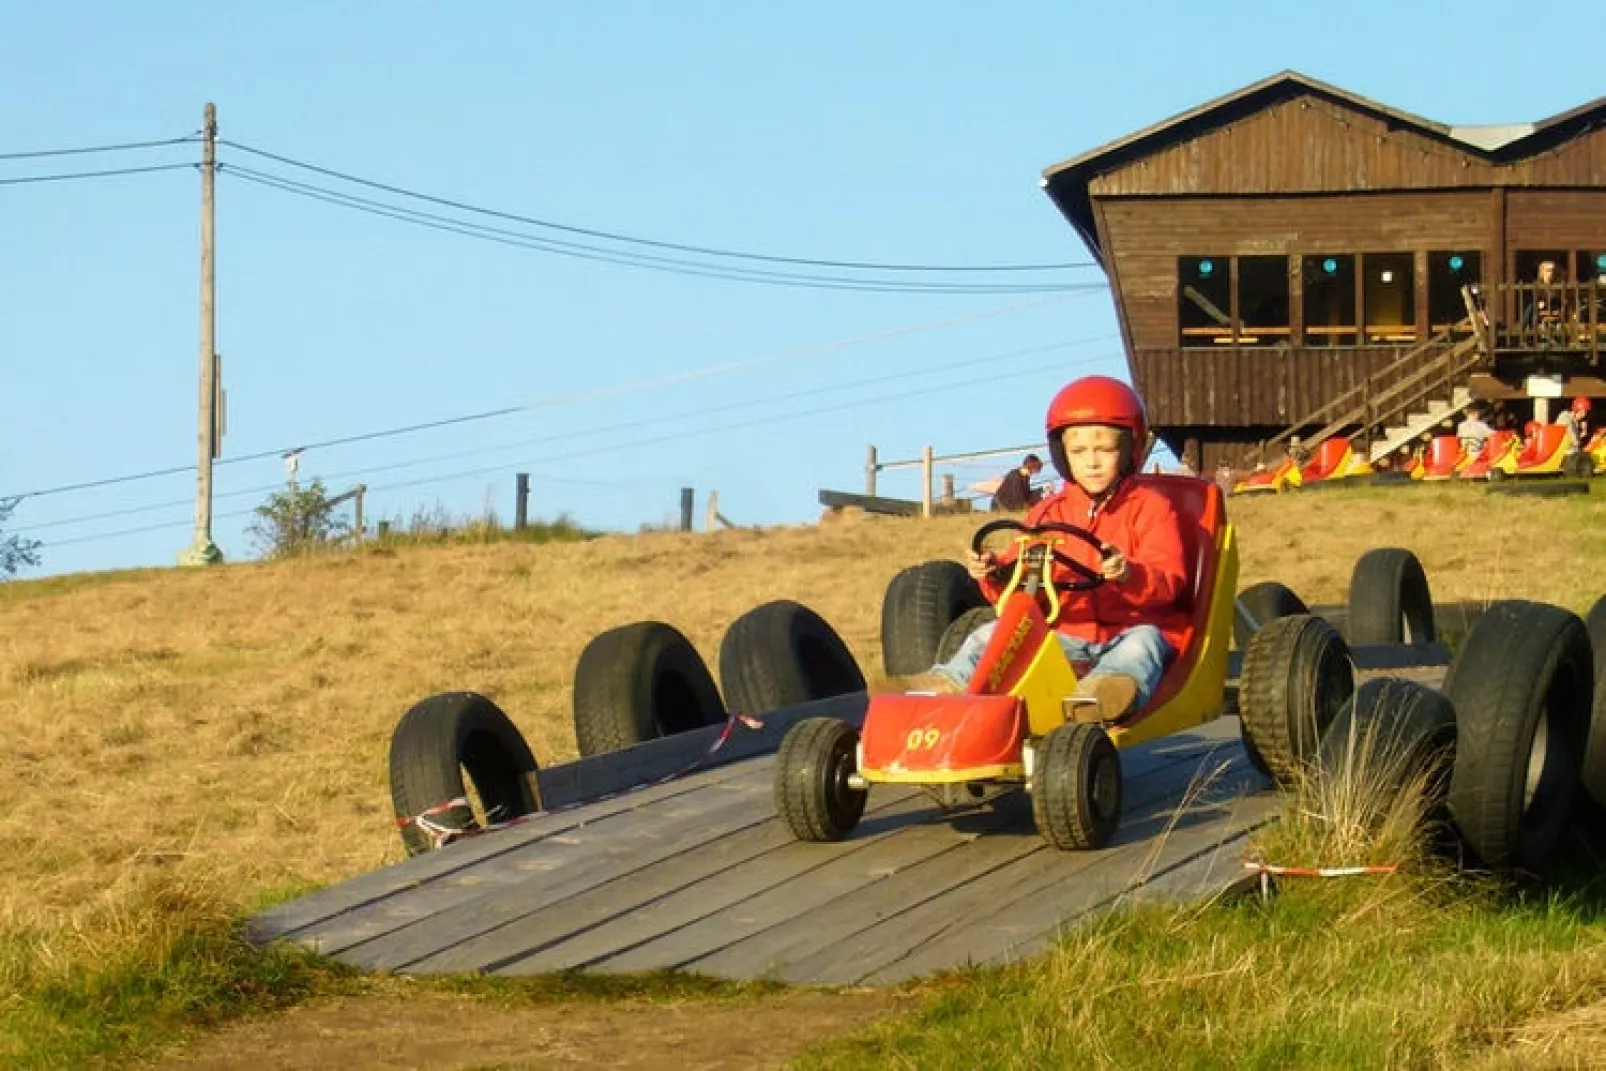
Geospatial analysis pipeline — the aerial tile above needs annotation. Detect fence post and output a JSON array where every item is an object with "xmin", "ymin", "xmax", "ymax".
[
  {"xmin": 920, "ymin": 445, "xmax": 934, "ymax": 519},
  {"xmin": 679, "ymin": 487, "xmax": 694, "ymax": 532},
  {"xmin": 514, "ymin": 472, "xmax": 529, "ymax": 531},
  {"xmin": 354, "ymin": 484, "xmax": 366, "ymax": 544},
  {"xmin": 705, "ymin": 490, "xmax": 719, "ymax": 532},
  {"xmin": 865, "ymin": 445, "xmax": 878, "ymax": 497},
  {"xmin": 941, "ymin": 473, "xmax": 955, "ymax": 506},
  {"xmin": 377, "ymin": 520, "xmax": 391, "ymax": 540}
]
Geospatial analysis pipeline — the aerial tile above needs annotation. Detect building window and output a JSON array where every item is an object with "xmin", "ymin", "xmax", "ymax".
[
  {"xmin": 1363, "ymin": 252, "xmax": 1416, "ymax": 343},
  {"xmin": 1302, "ymin": 254, "xmax": 1357, "ymax": 345},
  {"xmin": 1237, "ymin": 256, "xmax": 1290, "ymax": 347},
  {"xmin": 1428, "ymin": 251, "xmax": 1481, "ymax": 331},
  {"xmin": 1178, "ymin": 256, "xmax": 1232, "ymax": 345},
  {"xmin": 1515, "ymin": 249, "xmax": 1569, "ymax": 285}
]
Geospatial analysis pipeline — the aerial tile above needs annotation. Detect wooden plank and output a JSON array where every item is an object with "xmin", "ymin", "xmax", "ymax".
[
  {"xmin": 407, "ymin": 786, "xmax": 930, "ymax": 975},
  {"xmin": 817, "ymin": 489, "xmax": 920, "ymax": 516},
  {"xmin": 753, "ymin": 754, "xmax": 1263, "ymax": 986},
  {"xmin": 536, "ymin": 692, "xmax": 867, "ymax": 810},
  {"xmin": 497, "ymin": 733, "xmax": 1238, "ymax": 977},
  {"xmin": 293, "ymin": 764, "xmax": 778, "ymax": 965},
  {"xmin": 248, "ymin": 758, "xmax": 765, "ymax": 945},
  {"xmin": 861, "ymin": 777, "xmax": 1276, "ymax": 985},
  {"xmin": 651, "ymin": 740, "xmax": 1257, "ymax": 982}
]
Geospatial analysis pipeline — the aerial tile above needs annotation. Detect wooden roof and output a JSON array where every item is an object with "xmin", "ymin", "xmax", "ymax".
[{"xmin": 1043, "ymin": 70, "xmax": 1606, "ymax": 263}]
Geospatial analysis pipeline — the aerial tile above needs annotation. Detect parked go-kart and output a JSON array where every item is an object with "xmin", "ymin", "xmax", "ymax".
[{"xmin": 773, "ymin": 475, "xmax": 1240, "ymax": 851}]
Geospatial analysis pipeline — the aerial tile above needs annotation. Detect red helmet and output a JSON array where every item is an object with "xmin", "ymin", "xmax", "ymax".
[
  {"xmin": 1044, "ymin": 375, "xmax": 1150, "ymax": 481},
  {"xmin": 1573, "ymin": 396, "xmax": 1593, "ymax": 416}
]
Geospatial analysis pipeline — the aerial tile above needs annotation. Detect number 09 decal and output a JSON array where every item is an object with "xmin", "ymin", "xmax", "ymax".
[{"xmin": 905, "ymin": 727, "xmax": 942, "ymax": 750}]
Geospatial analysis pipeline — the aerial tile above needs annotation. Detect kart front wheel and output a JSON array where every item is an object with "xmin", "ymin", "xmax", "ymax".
[
  {"xmin": 774, "ymin": 717, "xmax": 867, "ymax": 842},
  {"xmin": 1032, "ymin": 722, "xmax": 1121, "ymax": 850}
]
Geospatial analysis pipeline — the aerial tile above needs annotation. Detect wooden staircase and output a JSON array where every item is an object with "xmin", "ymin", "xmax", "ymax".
[{"xmin": 1246, "ymin": 320, "xmax": 1487, "ymax": 467}]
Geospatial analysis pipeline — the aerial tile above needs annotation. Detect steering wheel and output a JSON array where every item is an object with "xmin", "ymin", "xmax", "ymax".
[{"xmin": 970, "ymin": 518, "xmax": 1107, "ymax": 593}]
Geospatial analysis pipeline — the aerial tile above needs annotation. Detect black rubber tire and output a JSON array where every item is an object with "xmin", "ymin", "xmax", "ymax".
[
  {"xmin": 1239, "ymin": 614, "xmax": 1355, "ymax": 788},
  {"xmin": 934, "ymin": 605, "xmax": 998, "ymax": 665},
  {"xmin": 1032, "ymin": 722, "xmax": 1122, "ymax": 850},
  {"xmin": 1347, "ymin": 547, "xmax": 1436, "ymax": 645},
  {"xmin": 719, "ymin": 600, "xmax": 866, "ymax": 715},
  {"xmin": 1487, "ymin": 481, "xmax": 1590, "ymax": 497},
  {"xmin": 389, "ymin": 692, "xmax": 541, "ymax": 857},
  {"xmin": 880, "ymin": 560, "xmax": 988, "ymax": 676},
  {"xmin": 1582, "ymin": 595, "xmax": 1606, "ymax": 808},
  {"xmin": 1444, "ymin": 600, "xmax": 1593, "ymax": 874},
  {"xmin": 773, "ymin": 717, "xmax": 867, "ymax": 842},
  {"xmin": 572, "ymin": 621, "xmax": 726, "ymax": 757},
  {"xmin": 1233, "ymin": 580, "xmax": 1309, "ymax": 650},
  {"xmin": 1317, "ymin": 677, "xmax": 1458, "ymax": 814}
]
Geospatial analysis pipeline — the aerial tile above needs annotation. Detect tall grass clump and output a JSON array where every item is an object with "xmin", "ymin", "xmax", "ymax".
[{"xmin": 0, "ymin": 873, "xmax": 350, "ymax": 1069}]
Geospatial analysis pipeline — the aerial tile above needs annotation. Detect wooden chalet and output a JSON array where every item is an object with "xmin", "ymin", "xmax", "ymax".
[{"xmin": 1040, "ymin": 71, "xmax": 1606, "ymax": 472}]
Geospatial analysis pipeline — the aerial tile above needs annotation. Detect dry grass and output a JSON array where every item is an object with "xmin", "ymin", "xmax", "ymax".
[{"xmin": 2, "ymin": 484, "xmax": 1604, "ymax": 929}]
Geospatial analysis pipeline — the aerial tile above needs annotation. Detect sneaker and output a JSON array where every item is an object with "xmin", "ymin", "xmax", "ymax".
[
  {"xmin": 1068, "ymin": 674, "xmax": 1140, "ymax": 723},
  {"xmin": 896, "ymin": 671, "xmax": 964, "ymax": 695}
]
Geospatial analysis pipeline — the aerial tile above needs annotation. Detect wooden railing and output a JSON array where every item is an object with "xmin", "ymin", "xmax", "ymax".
[
  {"xmin": 1245, "ymin": 314, "xmax": 1485, "ymax": 467},
  {"xmin": 1467, "ymin": 281, "xmax": 1605, "ymax": 362}
]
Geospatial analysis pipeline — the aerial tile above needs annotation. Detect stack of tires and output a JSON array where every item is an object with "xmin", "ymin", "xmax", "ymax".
[
  {"xmin": 1236, "ymin": 545, "xmax": 1605, "ymax": 877},
  {"xmin": 386, "ymin": 598, "xmax": 866, "ymax": 856}
]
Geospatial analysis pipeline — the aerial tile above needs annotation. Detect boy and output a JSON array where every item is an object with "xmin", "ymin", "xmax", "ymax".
[{"xmin": 904, "ymin": 375, "xmax": 1188, "ymax": 722}]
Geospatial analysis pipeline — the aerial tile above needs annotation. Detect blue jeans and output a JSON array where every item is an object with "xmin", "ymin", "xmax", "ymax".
[{"xmin": 932, "ymin": 622, "xmax": 1174, "ymax": 707}]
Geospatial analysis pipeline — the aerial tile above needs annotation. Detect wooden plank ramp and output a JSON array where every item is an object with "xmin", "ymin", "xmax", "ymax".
[{"xmin": 250, "ymin": 695, "xmax": 1288, "ymax": 987}]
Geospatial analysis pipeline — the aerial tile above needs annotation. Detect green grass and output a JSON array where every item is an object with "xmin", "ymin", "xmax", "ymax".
[
  {"xmin": 797, "ymin": 881, "xmax": 1606, "ymax": 1070},
  {"xmin": 0, "ymin": 877, "xmax": 357, "ymax": 1070}
]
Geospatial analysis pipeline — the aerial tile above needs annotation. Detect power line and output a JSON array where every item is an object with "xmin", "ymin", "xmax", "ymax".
[
  {"xmin": 218, "ymin": 164, "xmax": 1096, "ymax": 294},
  {"xmin": 4, "ymin": 293, "xmax": 1088, "ymax": 502},
  {"xmin": 218, "ymin": 138, "xmax": 1096, "ymax": 274},
  {"xmin": 0, "ymin": 162, "xmax": 195, "ymax": 186},
  {"xmin": 17, "ymin": 333, "xmax": 1119, "ymax": 534},
  {"xmin": 34, "ymin": 344, "xmax": 1121, "ymax": 549},
  {"xmin": 0, "ymin": 135, "xmax": 197, "ymax": 161}
]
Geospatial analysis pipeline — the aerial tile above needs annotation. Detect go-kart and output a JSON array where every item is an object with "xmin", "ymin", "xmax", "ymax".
[
  {"xmin": 1417, "ymin": 435, "xmax": 1472, "ymax": 481},
  {"xmin": 1487, "ymin": 422, "xmax": 1593, "ymax": 480},
  {"xmin": 773, "ymin": 475, "xmax": 1240, "ymax": 851},
  {"xmin": 1233, "ymin": 457, "xmax": 1297, "ymax": 495},
  {"xmin": 1292, "ymin": 438, "xmax": 1375, "ymax": 487},
  {"xmin": 1457, "ymin": 430, "xmax": 1519, "ymax": 480}
]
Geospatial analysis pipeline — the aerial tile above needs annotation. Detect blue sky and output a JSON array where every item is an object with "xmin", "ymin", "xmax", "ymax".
[{"xmin": 3, "ymin": 2, "xmax": 1601, "ymax": 577}]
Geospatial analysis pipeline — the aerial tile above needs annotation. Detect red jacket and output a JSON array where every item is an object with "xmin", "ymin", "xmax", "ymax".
[{"xmin": 979, "ymin": 476, "xmax": 1190, "ymax": 649}]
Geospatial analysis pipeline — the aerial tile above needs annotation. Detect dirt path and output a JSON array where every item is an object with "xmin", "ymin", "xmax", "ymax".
[{"xmin": 153, "ymin": 990, "xmax": 910, "ymax": 1070}]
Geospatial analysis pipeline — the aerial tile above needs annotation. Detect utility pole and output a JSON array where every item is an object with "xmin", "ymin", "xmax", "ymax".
[{"xmin": 180, "ymin": 102, "xmax": 224, "ymax": 566}]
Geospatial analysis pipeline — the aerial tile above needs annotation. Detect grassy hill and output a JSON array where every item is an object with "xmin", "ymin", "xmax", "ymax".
[{"xmin": 5, "ymin": 481, "xmax": 1606, "ymax": 1066}]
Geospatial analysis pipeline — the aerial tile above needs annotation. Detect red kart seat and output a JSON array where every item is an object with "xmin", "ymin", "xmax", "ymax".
[
  {"xmin": 1421, "ymin": 435, "xmax": 1464, "ymax": 479},
  {"xmin": 1119, "ymin": 474, "xmax": 1225, "ymax": 721},
  {"xmin": 1516, "ymin": 424, "xmax": 1569, "ymax": 468},
  {"xmin": 1299, "ymin": 438, "xmax": 1350, "ymax": 483},
  {"xmin": 1460, "ymin": 429, "xmax": 1516, "ymax": 479}
]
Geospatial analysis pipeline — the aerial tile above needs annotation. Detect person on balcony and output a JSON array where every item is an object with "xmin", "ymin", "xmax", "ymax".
[{"xmin": 1524, "ymin": 260, "xmax": 1570, "ymax": 344}]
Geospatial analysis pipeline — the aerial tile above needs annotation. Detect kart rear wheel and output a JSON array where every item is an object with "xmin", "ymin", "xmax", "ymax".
[
  {"xmin": 934, "ymin": 605, "xmax": 998, "ymax": 664},
  {"xmin": 1582, "ymin": 595, "xmax": 1606, "ymax": 808},
  {"xmin": 1239, "ymin": 614, "xmax": 1354, "ymax": 789},
  {"xmin": 572, "ymin": 621, "xmax": 726, "ymax": 757},
  {"xmin": 1233, "ymin": 580, "xmax": 1309, "ymax": 650},
  {"xmin": 1317, "ymin": 677, "xmax": 1457, "ymax": 824},
  {"xmin": 774, "ymin": 717, "xmax": 867, "ymax": 842},
  {"xmin": 1347, "ymin": 547, "xmax": 1436, "ymax": 645},
  {"xmin": 1031, "ymin": 722, "xmax": 1121, "ymax": 850},
  {"xmin": 1445, "ymin": 600, "xmax": 1591, "ymax": 874},
  {"xmin": 719, "ymin": 600, "xmax": 866, "ymax": 715},
  {"xmin": 880, "ymin": 560, "xmax": 988, "ymax": 676}
]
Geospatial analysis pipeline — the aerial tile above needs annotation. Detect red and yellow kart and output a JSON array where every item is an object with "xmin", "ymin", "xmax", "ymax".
[
  {"xmin": 1486, "ymin": 422, "xmax": 1592, "ymax": 480},
  {"xmin": 773, "ymin": 476, "xmax": 1240, "ymax": 851},
  {"xmin": 1233, "ymin": 458, "xmax": 1297, "ymax": 495},
  {"xmin": 1458, "ymin": 429, "xmax": 1519, "ymax": 480}
]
